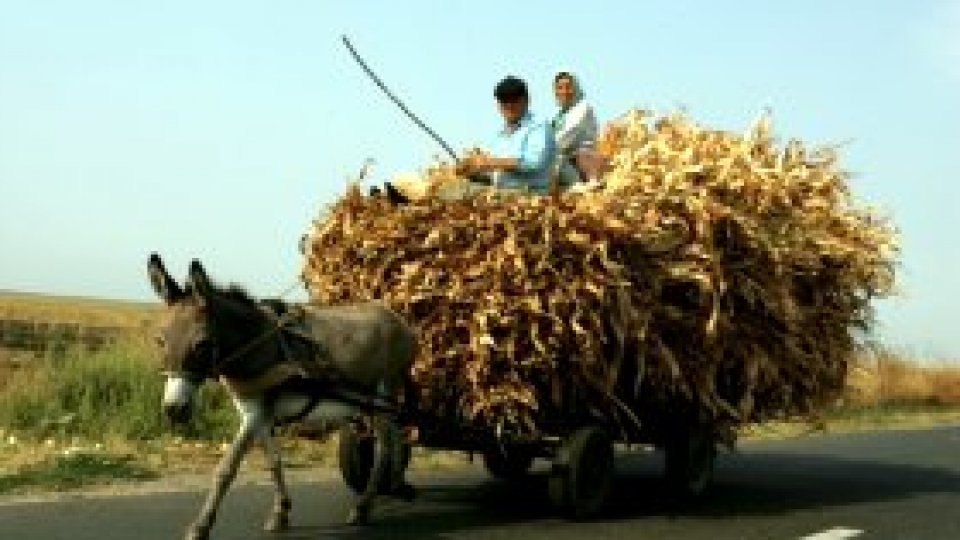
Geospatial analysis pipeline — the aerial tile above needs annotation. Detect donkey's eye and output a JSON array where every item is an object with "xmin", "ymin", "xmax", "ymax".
[{"xmin": 155, "ymin": 336, "xmax": 165, "ymax": 348}]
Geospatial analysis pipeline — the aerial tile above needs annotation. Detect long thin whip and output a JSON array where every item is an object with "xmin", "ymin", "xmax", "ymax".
[{"xmin": 341, "ymin": 35, "xmax": 458, "ymax": 160}]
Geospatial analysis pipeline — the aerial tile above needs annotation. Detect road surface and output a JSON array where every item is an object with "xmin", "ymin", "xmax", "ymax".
[{"xmin": 1, "ymin": 424, "xmax": 958, "ymax": 539}]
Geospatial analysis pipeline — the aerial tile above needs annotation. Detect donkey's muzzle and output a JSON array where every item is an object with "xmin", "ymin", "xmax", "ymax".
[
  {"xmin": 162, "ymin": 375, "xmax": 198, "ymax": 425},
  {"xmin": 163, "ymin": 402, "xmax": 192, "ymax": 425}
]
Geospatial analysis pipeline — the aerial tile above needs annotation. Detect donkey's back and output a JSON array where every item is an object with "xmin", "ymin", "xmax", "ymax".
[{"xmin": 297, "ymin": 302, "xmax": 415, "ymax": 394}]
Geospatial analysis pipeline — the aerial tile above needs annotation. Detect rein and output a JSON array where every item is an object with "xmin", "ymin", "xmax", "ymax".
[{"xmin": 208, "ymin": 278, "xmax": 304, "ymax": 376}]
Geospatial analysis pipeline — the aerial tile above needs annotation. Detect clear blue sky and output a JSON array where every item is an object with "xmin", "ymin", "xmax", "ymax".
[{"xmin": 1, "ymin": 1, "xmax": 958, "ymax": 359}]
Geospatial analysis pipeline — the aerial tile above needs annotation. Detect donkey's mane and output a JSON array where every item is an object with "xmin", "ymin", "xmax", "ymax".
[
  {"xmin": 180, "ymin": 282, "xmax": 258, "ymax": 306},
  {"xmin": 217, "ymin": 284, "xmax": 259, "ymax": 307},
  {"xmin": 182, "ymin": 281, "xmax": 261, "ymax": 310},
  {"xmin": 212, "ymin": 283, "xmax": 289, "ymax": 317}
]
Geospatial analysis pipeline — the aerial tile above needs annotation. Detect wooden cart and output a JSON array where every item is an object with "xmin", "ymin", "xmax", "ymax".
[{"xmin": 336, "ymin": 399, "xmax": 718, "ymax": 518}]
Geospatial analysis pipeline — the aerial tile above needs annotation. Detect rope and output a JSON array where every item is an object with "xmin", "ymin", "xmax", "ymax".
[
  {"xmin": 211, "ymin": 310, "xmax": 298, "ymax": 375},
  {"xmin": 274, "ymin": 279, "xmax": 303, "ymax": 301},
  {"xmin": 342, "ymin": 35, "xmax": 459, "ymax": 161}
]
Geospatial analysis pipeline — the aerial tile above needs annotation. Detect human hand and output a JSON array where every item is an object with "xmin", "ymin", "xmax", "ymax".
[
  {"xmin": 456, "ymin": 152, "xmax": 490, "ymax": 175},
  {"xmin": 455, "ymin": 156, "xmax": 474, "ymax": 175}
]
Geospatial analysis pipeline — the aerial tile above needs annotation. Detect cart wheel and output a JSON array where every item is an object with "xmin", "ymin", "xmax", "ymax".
[
  {"xmin": 664, "ymin": 423, "xmax": 716, "ymax": 498},
  {"xmin": 338, "ymin": 425, "xmax": 411, "ymax": 494},
  {"xmin": 547, "ymin": 427, "xmax": 614, "ymax": 519},
  {"xmin": 482, "ymin": 446, "xmax": 534, "ymax": 480}
]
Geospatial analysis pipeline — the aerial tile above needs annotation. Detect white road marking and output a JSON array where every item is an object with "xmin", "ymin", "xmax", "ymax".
[{"xmin": 799, "ymin": 527, "xmax": 864, "ymax": 540}]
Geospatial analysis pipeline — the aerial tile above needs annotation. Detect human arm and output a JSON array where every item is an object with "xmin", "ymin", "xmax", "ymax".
[
  {"xmin": 457, "ymin": 121, "xmax": 553, "ymax": 175},
  {"xmin": 458, "ymin": 154, "xmax": 519, "ymax": 173}
]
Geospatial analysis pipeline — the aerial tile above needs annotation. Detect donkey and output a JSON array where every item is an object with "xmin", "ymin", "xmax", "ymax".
[{"xmin": 147, "ymin": 253, "xmax": 416, "ymax": 540}]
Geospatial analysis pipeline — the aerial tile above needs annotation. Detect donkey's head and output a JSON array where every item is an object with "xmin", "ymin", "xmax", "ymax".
[
  {"xmin": 149, "ymin": 254, "xmax": 281, "ymax": 422},
  {"xmin": 148, "ymin": 253, "xmax": 222, "ymax": 423}
]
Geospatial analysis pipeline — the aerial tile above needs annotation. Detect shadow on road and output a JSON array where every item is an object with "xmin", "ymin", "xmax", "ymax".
[
  {"xmin": 612, "ymin": 450, "xmax": 960, "ymax": 519},
  {"xmin": 277, "ymin": 446, "xmax": 960, "ymax": 539}
]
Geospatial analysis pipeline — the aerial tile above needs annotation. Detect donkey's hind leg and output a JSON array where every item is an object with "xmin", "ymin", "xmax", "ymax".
[
  {"xmin": 384, "ymin": 421, "xmax": 416, "ymax": 501},
  {"xmin": 346, "ymin": 416, "xmax": 393, "ymax": 526},
  {"xmin": 260, "ymin": 427, "xmax": 292, "ymax": 532}
]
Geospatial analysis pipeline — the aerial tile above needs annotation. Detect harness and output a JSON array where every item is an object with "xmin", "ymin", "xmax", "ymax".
[{"xmin": 212, "ymin": 303, "xmax": 400, "ymax": 418}]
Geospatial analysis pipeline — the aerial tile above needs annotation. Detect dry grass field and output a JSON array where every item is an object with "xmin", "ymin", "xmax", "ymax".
[
  {"xmin": 0, "ymin": 291, "xmax": 159, "ymax": 368},
  {"xmin": 846, "ymin": 348, "xmax": 960, "ymax": 406},
  {"xmin": 2, "ymin": 290, "xmax": 958, "ymax": 404},
  {"xmin": 0, "ymin": 291, "xmax": 160, "ymax": 390},
  {"xmin": 0, "ymin": 291, "xmax": 160, "ymax": 329}
]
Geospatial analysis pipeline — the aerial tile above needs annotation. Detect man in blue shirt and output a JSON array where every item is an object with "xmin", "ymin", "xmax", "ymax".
[{"xmin": 457, "ymin": 76, "xmax": 556, "ymax": 194}]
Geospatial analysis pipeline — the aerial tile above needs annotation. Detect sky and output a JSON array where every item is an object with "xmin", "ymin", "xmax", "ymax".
[{"xmin": 1, "ymin": 1, "xmax": 958, "ymax": 359}]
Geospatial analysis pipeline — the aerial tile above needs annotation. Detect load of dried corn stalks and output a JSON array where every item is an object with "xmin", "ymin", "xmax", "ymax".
[{"xmin": 301, "ymin": 110, "xmax": 897, "ymax": 440}]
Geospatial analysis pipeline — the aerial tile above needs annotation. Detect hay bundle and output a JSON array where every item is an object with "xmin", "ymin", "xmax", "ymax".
[{"xmin": 301, "ymin": 110, "xmax": 897, "ymax": 439}]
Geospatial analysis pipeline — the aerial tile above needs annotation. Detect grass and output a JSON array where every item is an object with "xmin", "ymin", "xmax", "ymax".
[
  {"xmin": 1, "ymin": 292, "xmax": 959, "ymax": 496},
  {"xmin": 0, "ymin": 450, "xmax": 157, "ymax": 493},
  {"xmin": 845, "ymin": 348, "xmax": 960, "ymax": 406},
  {"xmin": 1, "ymin": 339, "xmax": 957, "ymax": 496},
  {"xmin": 741, "ymin": 349, "xmax": 960, "ymax": 440},
  {"xmin": 740, "ymin": 401, "xmax": 960, "ymax": 440},
  {"xmin": 0, "ymin": 341, "xmax": 236, "ymax": 442},
  {"xmin": 0, "ymin": 332, "xmax": 348, "ymax": 496}
]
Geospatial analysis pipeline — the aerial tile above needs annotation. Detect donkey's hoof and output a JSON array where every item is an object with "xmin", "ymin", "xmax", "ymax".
[
  {"xmin": 184, "ymin": 524, "xmax": 210, "ymax": 540},
  {"xmin": 264, "ymin": 512, "xmax": 290, "ymax": 533},
  {"xmin": 393, "ymin": 481, "xmax": 417, "ymax": 502},
  {"xmin": 346, "ymin": 505, "xmax": 370, "ymax": 526}
]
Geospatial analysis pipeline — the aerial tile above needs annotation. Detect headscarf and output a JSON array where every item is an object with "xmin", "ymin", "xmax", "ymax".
[{"xmin": 552, "ymin": 72, "xmax": 585, "ymax": 130}]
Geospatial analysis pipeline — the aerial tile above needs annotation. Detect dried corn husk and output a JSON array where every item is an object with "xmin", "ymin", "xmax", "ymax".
[{"xmin": 301, "ymin": 110, "xmax": 898, "ymax": 441}]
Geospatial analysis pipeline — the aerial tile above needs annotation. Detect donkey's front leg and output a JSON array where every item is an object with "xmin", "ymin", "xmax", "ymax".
[
  {"xmin": 186, "ymin": 402, "xmax": 267, "ymax": 540},
  {"xmin": 260, "ymin": 428, "xmax": 292, "ymax": 533}
]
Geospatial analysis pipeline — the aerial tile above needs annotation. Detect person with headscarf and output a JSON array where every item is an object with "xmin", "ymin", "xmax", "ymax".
[{"xmin": 551, "ymin": 71, "xmax": 598, "ymax": 187}]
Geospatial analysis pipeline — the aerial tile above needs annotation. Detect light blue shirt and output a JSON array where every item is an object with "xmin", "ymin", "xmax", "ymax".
[{"xmin": 490, "ymin": 111, "xmax": 556, "ymax": 193}]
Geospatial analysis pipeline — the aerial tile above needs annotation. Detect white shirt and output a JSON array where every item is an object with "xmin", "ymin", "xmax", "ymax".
[{"xmin": 553, "ymin": 100, "xmax": 598, "ymax": 156}]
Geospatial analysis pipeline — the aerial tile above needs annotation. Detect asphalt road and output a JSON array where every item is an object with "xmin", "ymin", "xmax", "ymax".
[{"xmin": 1, "ymin": 425, "xmax": 958, "ymax": 540}]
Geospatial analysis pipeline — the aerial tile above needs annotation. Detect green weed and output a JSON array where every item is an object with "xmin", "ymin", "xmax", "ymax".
[
  {"xmin": 0, "ymin": 450, "xmax": 157, "ymax": 494},
  {"xmin": 0, "ymin": 341, "xmax": 235, "ymax": 441}
]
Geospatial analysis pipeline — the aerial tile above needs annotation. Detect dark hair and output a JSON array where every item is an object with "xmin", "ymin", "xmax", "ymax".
[
  {"xmin": 554, "ymin": 71, "xmax": 574, "ymax": 84},
  {"xmin": 494, "ymin": 76, "xmax": 528, "ymax": 102}
]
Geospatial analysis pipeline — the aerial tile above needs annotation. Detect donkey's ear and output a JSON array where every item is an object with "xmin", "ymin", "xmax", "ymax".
[
  {"xmin": 147, "ymin": 253, "xmax": 183, "ymax": 304},
  {"xmin": 187, "ymin": 259, "xmax": 213, "ymax": 301}
]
